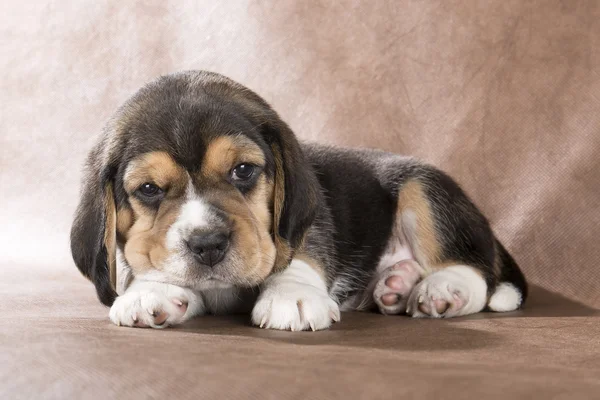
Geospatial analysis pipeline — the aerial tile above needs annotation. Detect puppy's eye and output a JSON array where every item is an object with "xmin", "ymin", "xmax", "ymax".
[
  {"xmin": 231, "ymin": 164, "xmax": 255, "ymax": 181},
  {"xmin": 138, "ymin": 183, "xmax": 162, "ymax": 197}
]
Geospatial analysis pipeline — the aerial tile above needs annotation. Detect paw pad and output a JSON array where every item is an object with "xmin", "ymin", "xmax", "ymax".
[
  {"xmin": 417, "ymin": 295, "xmax": 451, "ymax": 316},
  {"xmin": 373, "ymin": 260, "xmax": 421, "ymax": 315}
]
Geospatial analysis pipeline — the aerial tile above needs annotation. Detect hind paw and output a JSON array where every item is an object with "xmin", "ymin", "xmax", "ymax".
[
  {"xmin": 406, "ymin": 266, "xmax": 487, "ymax": 318},
  {"xmin": 373, "ymin": 260, "xmax": 421, "ymax": 315}
]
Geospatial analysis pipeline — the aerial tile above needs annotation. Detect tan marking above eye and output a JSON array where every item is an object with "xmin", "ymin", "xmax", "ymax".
[
  {"xmin": 123, "ymin": 151, "xmax": 188, "ymax": 198},
  {"xmin": 201, "ymin": 136, "xmax": 266, "ymax": 182}
]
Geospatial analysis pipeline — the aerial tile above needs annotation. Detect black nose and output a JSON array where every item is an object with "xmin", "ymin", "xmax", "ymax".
[{"xmin": 186, "ymin": 231, "xmax": 229, "ymax": 267}]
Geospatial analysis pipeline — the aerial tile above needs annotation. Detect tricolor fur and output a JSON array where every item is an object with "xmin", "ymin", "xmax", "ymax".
[{"xmin": 71, "ymin": 71, "xmax": 527, "ymax": 330}]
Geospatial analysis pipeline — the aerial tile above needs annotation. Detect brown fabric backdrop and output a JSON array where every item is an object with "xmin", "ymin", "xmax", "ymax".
[
  {"xmin": 2, "ymin": 0, "xmax": 599, "ymax": 307},
  {"xmin": 1, "ymin": 1, "xmax": 600, "ymax": 398}
]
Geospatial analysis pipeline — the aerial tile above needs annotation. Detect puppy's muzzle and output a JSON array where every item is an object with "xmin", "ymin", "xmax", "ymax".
[{"xmin": 187, "ymin": 230, "xmax": 230, "ymax": 267}]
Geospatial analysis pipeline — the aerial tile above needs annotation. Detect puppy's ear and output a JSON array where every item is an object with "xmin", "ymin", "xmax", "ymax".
[
  {"xmin": 70, "ymin": 140, "xmax": 118, "ymax": 306},
  {"xmin": 263, "ymin": 118, "xmax": 320, "ymax": 269}
]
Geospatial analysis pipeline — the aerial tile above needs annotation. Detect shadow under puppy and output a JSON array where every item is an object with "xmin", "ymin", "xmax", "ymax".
[{"xmin": 71, "ymin": 71, "xmax": 527, "ymax": 331}]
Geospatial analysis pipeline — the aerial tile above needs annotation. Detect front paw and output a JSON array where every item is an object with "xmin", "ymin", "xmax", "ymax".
[
  {"xmin": 251, "ymin": 283, "xmax": 340, "ymax": 331},
  {"xmin": 109, "ymin": 282, "xmax": 192, "ymax": 328}
]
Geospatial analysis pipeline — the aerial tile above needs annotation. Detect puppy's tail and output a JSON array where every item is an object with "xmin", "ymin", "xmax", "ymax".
[{"xmin": 487, "ymin": 240, "xmax": 528, "ymax": 312}]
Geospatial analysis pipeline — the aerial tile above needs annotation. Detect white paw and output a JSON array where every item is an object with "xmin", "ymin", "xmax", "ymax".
[
  {"xmin": 407, "ymin": 266, "xmax": 487, "ymax": 318},
  {"xmin": 252, "ymin": 282, "xmax": 340, "ymax": 331},
  {"xmin": 251, "ymin": 259, "xmax": 340, "ymax": 331},
  {"xmin": 109, "ymin": 281, "xmax": 197, "ymax": 328}
]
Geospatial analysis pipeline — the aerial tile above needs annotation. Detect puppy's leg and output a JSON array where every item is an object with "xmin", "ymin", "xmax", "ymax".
[
  {"xmin": 374, "ymin": 171, "xmax": 527, "ymax": 318},
  {"xmin": 251, "ymin": 258, "xmax": 340, "ymax": 331},
  {"xmin": 109, "ymin": 280, "xmax": 205, "ymax": 328},
  {"xmin": 408, "ymin": 244, "xmax": 525, "ymax": 318}
]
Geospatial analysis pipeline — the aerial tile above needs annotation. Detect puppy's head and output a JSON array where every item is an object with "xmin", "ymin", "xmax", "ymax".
[{"xmin": 70, "ymin": 71, "xmax": 319, "ymax": 306}]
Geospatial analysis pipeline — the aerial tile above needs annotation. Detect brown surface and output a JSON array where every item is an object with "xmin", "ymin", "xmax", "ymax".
[
  {"xmin": 1, "ymin": 1, "xmax": 599, "ymax": 399},
  {"xmin": 2, "ymin": 269, "xmax": 599, "ymax": 399}
]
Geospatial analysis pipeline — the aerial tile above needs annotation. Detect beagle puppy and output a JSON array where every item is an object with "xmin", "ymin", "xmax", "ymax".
[{"xmin": 71, "ymin": 71, "xmax": 527, "ymax": 330}]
